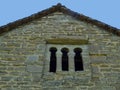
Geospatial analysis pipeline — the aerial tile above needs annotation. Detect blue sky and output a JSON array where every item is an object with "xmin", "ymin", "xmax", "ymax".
[{"xmin": 0, "ymin": 0, "xmax": 120, "ymax": 29}]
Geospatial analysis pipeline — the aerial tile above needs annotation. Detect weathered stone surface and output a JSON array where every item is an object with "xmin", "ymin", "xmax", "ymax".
[
  {"xmin": 1, "ymin": 76, "xmax": 13, "ymax": 81},
  {"xmin": 0, "ymin": 11, "xmax": 119, "ymax": 90},
  {"xmin": 90, "ymin": 56, "xmax": 107, "ymax": 63},
  {"xmin": 26, "ymin": 65, "xmax": 42, "ymax": 73},
  {"xmin": 25, "ymin": 55, "xmax": 39, "ymax": 64}
]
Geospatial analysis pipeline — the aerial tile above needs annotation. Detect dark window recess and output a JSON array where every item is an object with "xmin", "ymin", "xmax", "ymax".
[
  {"xmin": 49, "ymin": 47, "xmax": 57, "ymax": 72},
  {"xmin": 61, "ymin": 48, "xmax": 69, "ymax": 71},
  {"xmin": 74, "ymin": 48, "xmax": 83, "ymax": 71}
]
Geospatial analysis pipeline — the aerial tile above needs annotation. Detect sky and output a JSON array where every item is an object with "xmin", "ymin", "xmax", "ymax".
[{"xmin": 0, "ymin": 0, "xmax": 120, "ymax": 29}]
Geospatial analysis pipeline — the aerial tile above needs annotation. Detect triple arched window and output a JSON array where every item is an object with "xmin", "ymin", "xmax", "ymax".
[{"xmin": 49, "ymin": 47, "xmax": 83, "ymax": 73}]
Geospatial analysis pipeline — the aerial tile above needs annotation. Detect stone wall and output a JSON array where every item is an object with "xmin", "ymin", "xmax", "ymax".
[{"xmin": 0, "ymin": 12, "xmax": 120, "ymax": 90}]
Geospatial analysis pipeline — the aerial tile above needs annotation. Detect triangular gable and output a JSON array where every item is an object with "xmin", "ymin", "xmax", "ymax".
[{"xmin": 0, "ymin": 3, "xmax": 120, "ymax": 36}]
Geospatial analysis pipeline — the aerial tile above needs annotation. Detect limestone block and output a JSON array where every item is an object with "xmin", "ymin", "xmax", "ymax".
[
  {"xmin": 25, "ymin": 55, "xmax": 39, "ymax": 64},
  {"xmin": 26, "ymin": 65, "xmax": 42, "ymax": 73}
]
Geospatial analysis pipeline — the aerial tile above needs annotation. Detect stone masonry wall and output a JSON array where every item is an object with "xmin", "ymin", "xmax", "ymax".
[{"xmin": 0, "ymin": 12, "xmax": 120, "ymax": 90}]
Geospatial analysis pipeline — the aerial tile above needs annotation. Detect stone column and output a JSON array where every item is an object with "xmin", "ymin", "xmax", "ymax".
[
  {"xmin": 56, "ymin": 48, "xmax": 62, "ymax": 72},
  {"xmin": 69, "ymin": 48, "xmax": 75, "ymax": 72}
]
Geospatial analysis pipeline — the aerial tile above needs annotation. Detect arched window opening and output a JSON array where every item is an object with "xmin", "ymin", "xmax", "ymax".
[
  {"xmin": 74, "ymin": 48, "xmax": 83, "ymax": 71},
  {"xmin": 61, "ymin": 48, "xmax": 69, "ymax": 71},
  {"xmin": 49, "ymin": 47, "xmax": 57, "ymax": 72}
]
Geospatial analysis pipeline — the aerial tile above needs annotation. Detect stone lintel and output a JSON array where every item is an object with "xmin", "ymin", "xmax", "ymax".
[{"xmin": 46, "ymin": 39, "xmax": 88, "ymax": 45}]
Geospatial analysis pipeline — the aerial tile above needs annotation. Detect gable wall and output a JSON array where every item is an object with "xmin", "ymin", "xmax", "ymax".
[{"xmin": 0, "ymin": 12, "xmax": 120, "ymax": 90}]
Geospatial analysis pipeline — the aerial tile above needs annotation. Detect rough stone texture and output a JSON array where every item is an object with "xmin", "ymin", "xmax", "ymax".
[{"xmin": 0, "ymin": 12, "xmax": 120, "ymax": 90}]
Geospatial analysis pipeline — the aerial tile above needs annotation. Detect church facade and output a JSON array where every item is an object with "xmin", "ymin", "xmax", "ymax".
[{"xmin": 0, "ymin": 4, "xmax": 120, "ymax": 90}]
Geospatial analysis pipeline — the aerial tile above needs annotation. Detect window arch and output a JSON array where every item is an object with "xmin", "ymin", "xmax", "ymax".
[
  {"xmin": 61, "ymin": 48, "xmax": 69, "ymax": 71},
  {"xmin": 48, "ymin": 46, "xmax": 84, "ymax": 72},
  {"xmin": 49, "ymin": 47, "xmax": 57, "ymax": 72},
  {"xmin": 46, "ymin": 44, "xmax": 90, "ymax": 81},
  {"xmin": 74, "ymin": 48, "xmax": 83, "ymax": 71}
]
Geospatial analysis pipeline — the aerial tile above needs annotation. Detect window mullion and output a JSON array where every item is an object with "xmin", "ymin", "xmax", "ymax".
[
  {"xmin": 56, "ymin": 48, "xmax": 62, "ymax": 72},
  {"xmin": 69, "ymin": 49, "xmax": 75, "ymax": 72}
]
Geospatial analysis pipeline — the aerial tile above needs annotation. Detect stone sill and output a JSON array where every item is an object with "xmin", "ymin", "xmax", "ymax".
[{"xmin": 44, "ymin": 70, "xmax": 91, "ymax": 77}]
